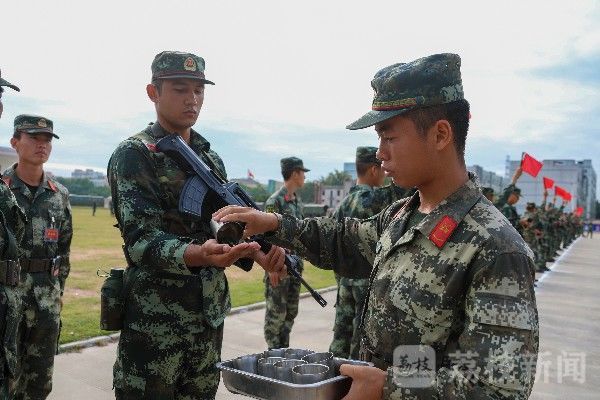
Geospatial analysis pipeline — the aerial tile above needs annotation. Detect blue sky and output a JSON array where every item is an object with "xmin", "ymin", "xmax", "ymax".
[{"xmin": 1, "ymin": 1, "xmax": 598, "ymax": 190}]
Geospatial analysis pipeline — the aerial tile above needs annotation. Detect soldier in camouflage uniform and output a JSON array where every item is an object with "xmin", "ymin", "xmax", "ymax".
[
  {"xmin": 216, "ymin": 53, "xmax": 538, "ymax": 399},
  {"xmin": 329, "ymin": 146, "xmax": 405, "ymax": 359},
  {"xmin": 108, "ymin": 51, "xmax": 284, "ymax": 399},
  {"xmin": 0, "ymin": 70, "xmax": 26, "ymax": 397},
  {"xmin": 521, "ymin": 202, "xmax": 549, "ymax": 272},
  {"xmin": 481, "ymin": 186, "xmax": 494, "ymax": 202},
  {"xmin": 3, "ymin": 115, "xmax": 72, "ymax": 400},
  {"xmin": 495, "ymin": 167, "xmax": 523, "ymax": 234},
  {"xmin": 262, "ymin": 157, "xmax": 308, "ymax": 349}
]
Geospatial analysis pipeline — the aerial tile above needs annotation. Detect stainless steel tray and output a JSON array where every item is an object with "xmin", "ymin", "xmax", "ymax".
[{"xmin": 218, "ymin": 356, "xmax": 372, "ymax": 400}]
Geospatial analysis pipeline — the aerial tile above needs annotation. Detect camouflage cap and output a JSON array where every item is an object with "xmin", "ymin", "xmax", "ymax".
[
  {"xmin": 481, "ymin": 187, "xmax": 494, "ymax": 196},
  {"xmin": 512, "ymin": 186, "xmax": 521, "ymax": 196},
  {"xmin": 0, "ymin": 68, "xmax": 20, "ymax": 91},
  {"xmin": 526, "ymin": 202, "xmax": 536, "ymax": 208},
  {"xmin": 151, "ymin": 51, "xmax": 215, "ymax": 85},
  {"xmin": 347, "ymin": 53, "xmax": 464, "ymax": 130},
  {"xmin": 14, "ymin": 114, "xmax": 59, "ymax": 139},
  {"xmin": 356, "ymin": 146, "xmax": 381, "ymax": 164},
  {"xmin": 281, "ymin": 157, "xmax": 309, "ymax": 174}
]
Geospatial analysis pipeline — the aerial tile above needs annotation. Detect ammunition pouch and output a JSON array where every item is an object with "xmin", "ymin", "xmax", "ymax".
[
  {"xmin": 100, "ymin": 267, "xmax": 126, "ymax": 331},
  {"xmin": 0, "ymin": 260, "xmax": 20, "ymax": 286},
  {"xmin": 19, "ymin": 256, "xmax": 61, "ymax": 277}
]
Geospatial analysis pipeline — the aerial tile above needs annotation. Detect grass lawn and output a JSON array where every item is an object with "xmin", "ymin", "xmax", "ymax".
[{"xmin": 60, "ymin": 206, "xmax": 336, "ymax": 344}]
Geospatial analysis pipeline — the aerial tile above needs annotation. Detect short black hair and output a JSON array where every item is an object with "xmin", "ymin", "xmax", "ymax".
[
  {"xmin": 356, "ymin": 161, "xmax": 379, "ymax": 177},
  {"xmin": 282, "ymin": 169, "xmax": 295, "ymax": 181},
  {"xmin": 151, "ymin": 79, "xmax": 164, "ymax": 94},
  {"xmin": 13, "ymin": 131, "xmax": 22, "ymax": 139},
  {"xmin": 405, "ymin": 99, "xmax": 470, "ymax": 160}
]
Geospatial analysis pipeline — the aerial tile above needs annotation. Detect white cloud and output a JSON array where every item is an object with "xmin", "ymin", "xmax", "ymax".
[{"xmin": 1, "ymin": 0, "xmax": 598, "ymax": 181}]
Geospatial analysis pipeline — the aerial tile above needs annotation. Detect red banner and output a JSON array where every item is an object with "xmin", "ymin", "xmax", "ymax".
[
  {"xmin": 521, "ymin": 153, "xmax": 543, "ymax": 177},
  {"xmin": 555, "ymin": 186, "xmax": 567, "ymax": 199},
  {"xmin": 543, "ymin": 176, "xmax": 555, "ymax": 189},
  {"xmin": 575, "ymin": 207, "xmax": 584, "ymax": 216}
]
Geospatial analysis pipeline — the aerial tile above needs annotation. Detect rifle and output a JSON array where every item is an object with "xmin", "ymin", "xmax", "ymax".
[{"xmin": 156, "ymin": 134, "xmax": 327, "ymax": 307}]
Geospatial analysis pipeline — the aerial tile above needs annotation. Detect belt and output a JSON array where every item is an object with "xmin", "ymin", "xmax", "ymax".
[
  {"xmin": 19, "ymin": 257, "xmax": 61, "ymax": 275},
  {"xmin": 0, "ymin": 260, "xmax": 21, "ymax": 286},
  {"xmin": 359, "ymin": 339, "xmax": 391, "ymax": 371}
]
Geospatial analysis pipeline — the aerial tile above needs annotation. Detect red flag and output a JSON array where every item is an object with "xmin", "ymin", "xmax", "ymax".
[
  {"xmin": 564, "ymin": 192, "xmax": 572, "ymax": 202},
  {"xmin": 555, "ymin": 186, "xmax": 567, "ymax": 199},
  {"xmin": 247, "ymin": 169, "xmax": 255, "ymax": 179},
  {"xmin": 575, "ymin": 207, "xmax": 584, "ymax": 216},
  {"xmin": 543, "ymin": 177, "xmax": 554, "ymax": 189},
  {"xmin": 521, "ymin": 153, "xmax": 543, "ymax": 177}
]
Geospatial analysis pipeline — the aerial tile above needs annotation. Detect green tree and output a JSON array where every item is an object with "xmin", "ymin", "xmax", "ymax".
[
  {"xmin": 297, "ymin": 181, "xmax": 316, "ymax": 203},
  {"xmin": 55, "ymin": 177, "xmax": 110, "ymax": 197},
  {"xmin": 320, "ymin": 170, "xmax": 351, "ymax": 186},
  {"xmin": 239, "ymin": 184, "xmax": 270, "ymax": 202}
]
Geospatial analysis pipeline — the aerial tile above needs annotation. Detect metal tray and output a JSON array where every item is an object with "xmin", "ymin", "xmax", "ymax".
[{"xmin": 218, "ymin": 356, "xmax": 372, "ymax": 400}]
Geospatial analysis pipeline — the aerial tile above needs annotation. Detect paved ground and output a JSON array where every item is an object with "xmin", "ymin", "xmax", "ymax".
[{"xmin": 49, "ymin": 235, "xmax": 599, "ymax": 399}]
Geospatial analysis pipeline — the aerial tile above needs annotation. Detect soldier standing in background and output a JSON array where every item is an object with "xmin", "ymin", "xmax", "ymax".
[
  {"xmin": 0, "ymin": 69, "xmax": 26, "ymax": 398},
  {"xmin": 329, "ymin": 146, "xmax": 404, "ymax": 359},
  {"xmin": 263, "ymin": 157, "xmax": 308, "ymax": 349},
  {"xmin": 521, "ymin": 202, "xmax": 549, "ymax": 273},
  {"xmin": 3, "ymin": 115, "xmax": 72, "ymax": 399},
  {"xmin": 495, "ymin": 166, "xmax": 523, "ymax": 233},
  {"xmin": 481, "ymin": 186, "xmax": 494, "ymax": 202}
]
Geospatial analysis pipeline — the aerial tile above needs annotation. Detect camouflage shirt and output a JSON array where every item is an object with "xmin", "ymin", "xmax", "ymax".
[
  {"xmin": 0, "ymin": 180, "xmax": 25, "ymax": 262},
  {"xmin": 264, "ymin": 186, "xmax": 303, "ymax": 219},
  {"xmin": 2, "ymin": 166, "xmax": 72, "ymax": 293},
  {"xmin": 108, "ymin": 122, "xmax": 242, "ymax": 331},
  {"xmin": 334, "ymin": 183, "xmax": 405, "ymax": 284},
  {"xmin": 269, "ymin": 174, "xmax": 539, "ymax": 399},
  {"xmin": 0, "ymin": 180, "xmax": 26, "ymax": 377}
]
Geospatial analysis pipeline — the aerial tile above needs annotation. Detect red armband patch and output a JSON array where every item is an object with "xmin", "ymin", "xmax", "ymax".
[{"xmin": 429, "ymin": 215, "xmax": 458, "ymax": 249}]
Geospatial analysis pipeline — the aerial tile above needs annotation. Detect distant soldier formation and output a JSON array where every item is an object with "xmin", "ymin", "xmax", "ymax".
[{"xmin": 489, "ymin": 164, "xmax": 584, "ymax": 277}]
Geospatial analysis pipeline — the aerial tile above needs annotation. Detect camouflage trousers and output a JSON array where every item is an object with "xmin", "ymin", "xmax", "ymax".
[
  {"xmin": 263, "ymin": 258, "xmax": 303, "ymax": 349},
  {"xmin": 9, "ymin": 273, "xmax": 62, "ymax": 400},
  {"xmin": 114, "ymin": 323, "xmax": 224, "ymax": 400},
  {"xmin": 329, "ymin": 274, "xmax": 369, "ymax": 360},
  {"xmin": 0, "ymin": 285, "xmax": 22, "ymax": 399}
]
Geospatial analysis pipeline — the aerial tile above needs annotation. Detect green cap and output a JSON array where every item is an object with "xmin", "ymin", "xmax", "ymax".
[
  {"xmin": 481, "ymin": 187, "xmax": 494, "ymax": 196},
  {"xmin": 281, "ymin": 157, "xmax": 309, "ymax": 175},
  {"xmin": 512, "ymin": 186, "xmax": 521, "ymax": 196},
  {"xmin": 347, "ymin": 53, "xmax": 464, "ymax": 130},
  {"xmin": 14, "ymin": 114, "xmax": 59, "ymax": 139},
  {"xmin": 526, "ymin": 202, "xmax": 536, "ymax": 208},
  {"xmin": 0, "ymin": 68, "xmax": 20, "ymax": 92},
  {"xmin": 356, "ymin": 146, "xmax": 380, "ymax": 164},
  {"xmin": 151, "ymin": 51, "xmax": 215, "ymax": 85}
]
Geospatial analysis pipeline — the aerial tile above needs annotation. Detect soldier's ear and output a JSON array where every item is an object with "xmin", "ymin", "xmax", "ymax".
[{"xmin": 147, "ymin": 84, "xmax": 159, "ymax": 103}]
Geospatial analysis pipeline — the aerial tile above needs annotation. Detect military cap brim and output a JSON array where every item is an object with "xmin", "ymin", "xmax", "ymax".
[
  {"xmin": 154, "ymin": 74, "xmax": 215, "ymax": 85},
  {"xmin": 346, "ymin": 108, "xmax": 410, "ymax": 130},
  {"xmin": 20, "ymin": 128, "xmax": 59, "ymax": 139},
  {"xmin": 0, "ymin": 77, "xmax": 20, "ymax": 92}
]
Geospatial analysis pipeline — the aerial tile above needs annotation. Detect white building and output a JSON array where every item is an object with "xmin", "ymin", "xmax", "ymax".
[
  {"xmin": 71, "ymin": 168, "xmax": 108, "ymax": 187},
  {"xmin": 316, "ymin": 181, "xmax": 353, "ymax": 209},
  {"xmin": 0, "ymin": 146, "xmax": 17, "ymax": 172},
  {"xmin": 467, "ymin": 164, "xmax": 506, "ymax": 194},
  {"xmin": 505, "ymin": 158, "xmax": 597, "ymax": 219}
]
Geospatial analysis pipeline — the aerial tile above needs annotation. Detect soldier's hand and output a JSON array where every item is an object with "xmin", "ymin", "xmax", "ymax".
[
  {"xmin": 340, "ymin": 364, "xmax": 386, "ymax": 400},
  {"xmin": 253, "ymin": 245, "xmax": 286, "ymax": 274},
  {"xmin": 213, "ymin": 206, "xmax": 279, "ymax": 238},
  {"xmin": 512, "ymin": 166, "xmax": 523, "ymax": 184},
  {"xmin": 184, "ymin": 239, "xmax": 261, "ymax": 269}
]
